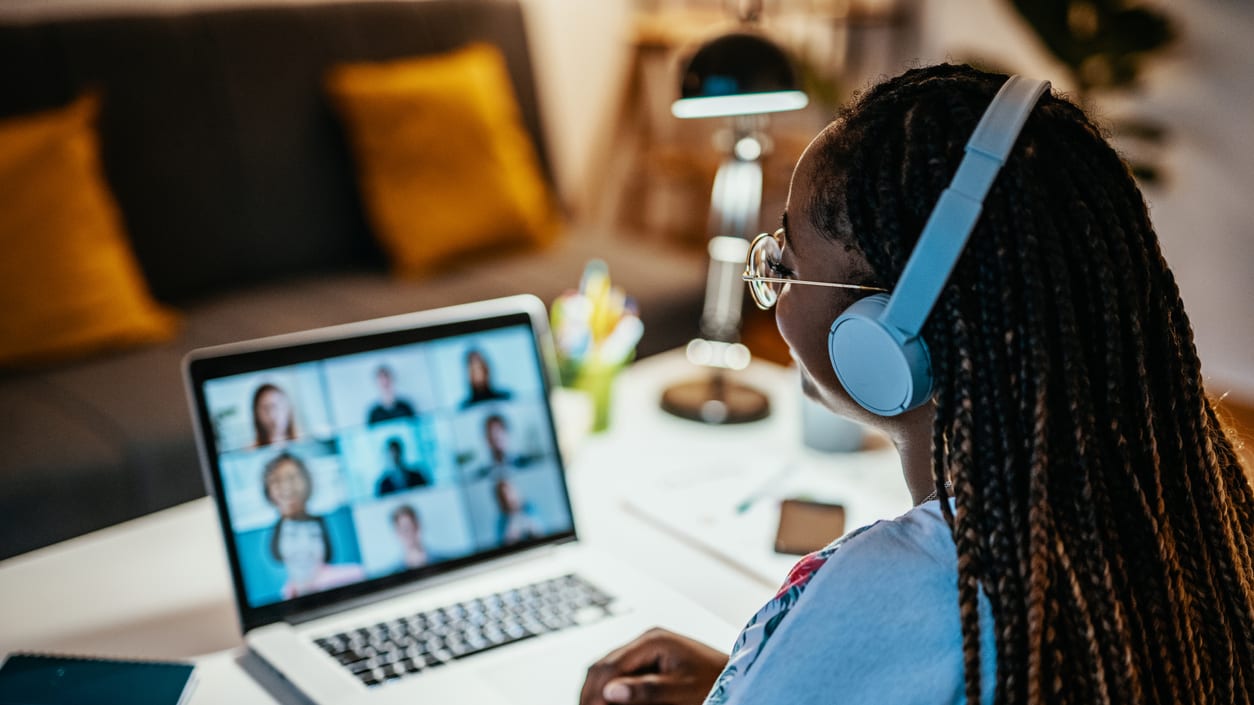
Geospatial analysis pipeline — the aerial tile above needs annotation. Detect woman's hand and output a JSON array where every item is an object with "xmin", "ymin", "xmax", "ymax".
[{"xmin": 579, "ymin": 627, "xmax": 728, "ymax": 705}]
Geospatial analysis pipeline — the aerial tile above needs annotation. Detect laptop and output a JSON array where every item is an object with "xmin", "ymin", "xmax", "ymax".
[{"xmin": 183, "ymin": 295, "xmax": 736, "ymax": 705}]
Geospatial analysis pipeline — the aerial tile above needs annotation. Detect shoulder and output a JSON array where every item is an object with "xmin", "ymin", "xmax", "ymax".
[
  {"xmin": 788, "ymin": 502, "xmax": 962, "ymax": 639},
  {"xmin": 821, "ymin": 500, "xmax": 958, "ymax": 580},
  {"xmin": 731, "ymin": 502, "xmax": 987, "ymax": 705}
]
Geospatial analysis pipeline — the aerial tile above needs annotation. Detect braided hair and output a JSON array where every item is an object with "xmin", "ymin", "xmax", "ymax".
[{"xmin": 806, "ymin": 64, "xmax": 1254, "ymax": 705}]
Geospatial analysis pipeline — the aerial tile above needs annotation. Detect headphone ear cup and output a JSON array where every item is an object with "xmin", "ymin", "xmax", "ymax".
[{"xmin": 828, "ymin": 293, "xmax": 933, "ymax": 416}]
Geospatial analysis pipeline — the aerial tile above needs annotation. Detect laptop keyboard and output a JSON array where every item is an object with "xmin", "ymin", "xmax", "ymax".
[{"xmin": 315, "ymin": 574, "xmax": 616, "ymax": 688}]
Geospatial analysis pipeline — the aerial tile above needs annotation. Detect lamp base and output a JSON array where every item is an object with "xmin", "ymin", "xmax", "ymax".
[{"xmin": 660, "ymin": 371, "xmax": 770, "ymax": 425}]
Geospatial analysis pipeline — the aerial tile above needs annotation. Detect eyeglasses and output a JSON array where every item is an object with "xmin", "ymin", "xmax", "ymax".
[{"xmin": 742, "ymin": 229, "xmax": 888, "ymax": 310}]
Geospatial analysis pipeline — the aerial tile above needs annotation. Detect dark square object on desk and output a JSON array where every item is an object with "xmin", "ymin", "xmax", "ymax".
[
  {"xmin": 774, "ymin": 498, "xmax": 847, "ymax": 555},
  {"xmin": 0, "ymin": 654, "xmax": 196, "ymax": 705}
]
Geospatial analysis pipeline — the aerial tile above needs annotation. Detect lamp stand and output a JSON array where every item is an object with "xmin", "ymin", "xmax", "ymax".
[
  {"xmin": 661, "ymin": 366, "xmax": 770, "ymax": 425},
  {"xmin": 660, "ymin": 120, "xmax": 770, "ymax": 425}
]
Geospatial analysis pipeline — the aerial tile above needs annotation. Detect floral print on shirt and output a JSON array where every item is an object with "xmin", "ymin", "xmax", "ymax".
[{"xmin": 704, "ymin": 524, "xmax": 875, "ymax": 705}]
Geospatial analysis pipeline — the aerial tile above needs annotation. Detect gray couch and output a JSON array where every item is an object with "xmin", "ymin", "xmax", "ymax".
[{"xmin": 0, "ymin": 0, "xmax": 706, "ymax": 559}]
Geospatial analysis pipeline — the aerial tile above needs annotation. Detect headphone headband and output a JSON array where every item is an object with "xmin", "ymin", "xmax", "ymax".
[{"xmin": 879, "ymin": 76, "xmax": 1050, "ymax": 338}]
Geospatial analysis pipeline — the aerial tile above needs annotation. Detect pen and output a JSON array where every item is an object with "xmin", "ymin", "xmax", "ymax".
[{"xmin": 735, "ymin": 461, "xmax": 797, "ymax": 514}]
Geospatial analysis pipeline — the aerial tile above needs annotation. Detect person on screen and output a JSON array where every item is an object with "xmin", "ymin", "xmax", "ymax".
[
  {"xmin": 270, "ymin": 514, "xmax": 365, "ymax": 599},
  {"xmin": 460, "ymin": 349, "xmax": 511, "ymax": 408},
  {"xmin": 366, "ymin": 365, "xmax": 417, "ymax": 425},
  {"xmin": 261, "ymin": 451, "xmax": 314, "ymax": 520},
  {"xmin": 391, "ymin": 504, "xmax": 431, "ymax": 570},
  {"xmin": 471, "ymin": 413, "xmax": 530, "ymax": 481},
  {"xmin": 494, "ymin": 477, "xmax": 540, "ymax": 545},
  {"xmin": 252, "ymin": 383, "xmax": 298, "ymax": 448},
  {"xmin": 375, "ymin": 437, "xmax": 431, "ymax": 496}
]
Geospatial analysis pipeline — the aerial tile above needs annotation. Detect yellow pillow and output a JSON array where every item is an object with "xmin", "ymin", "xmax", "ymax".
[
  {"xmin": 0, "ymin": 94, "xmax": 177, "ymax": 368},
  {"xmin": 326, "ymin": 43, "xmax": 561, "ymax": 275}
]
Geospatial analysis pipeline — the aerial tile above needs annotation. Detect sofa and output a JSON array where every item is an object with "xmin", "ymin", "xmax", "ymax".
[{"xmin": 0, "ymin": 0, "xmax": 707, "ymax": 560}]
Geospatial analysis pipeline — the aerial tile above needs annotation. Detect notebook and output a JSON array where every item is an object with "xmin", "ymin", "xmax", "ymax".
[
  {"xmin": 0, "ymin": 653, "xmax": 195, "ymax": 705},
  {"xmin": 183, "ymin": 295, "xmax": 735, "ymax": 705}
]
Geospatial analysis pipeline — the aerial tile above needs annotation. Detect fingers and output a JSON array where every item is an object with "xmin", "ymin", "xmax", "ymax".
[
  {"xmin": 581, "ymin": 637, "xmax": 653, "ymax": 705},
  {"xmin": 602, "ymin": 673, "xmax": 706, "ymax": 705},
  {"xmin": 601, "ymin": 627, "xmax": 674, "ymax": 673},
  {"xmin": 586, "ymin": 629, "xmax": 669, "ymax": 681}
]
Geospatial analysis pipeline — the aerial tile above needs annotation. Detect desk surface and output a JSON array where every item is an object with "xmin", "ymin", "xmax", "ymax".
[{"xmin": 0, "ymin": 349, "xmax": 910, "ymax": 701}]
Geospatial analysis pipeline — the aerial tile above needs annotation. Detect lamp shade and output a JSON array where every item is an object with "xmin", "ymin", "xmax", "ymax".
[{"xmin": 672, "ymin": 32, "xmax": 809, "ymax": 119}]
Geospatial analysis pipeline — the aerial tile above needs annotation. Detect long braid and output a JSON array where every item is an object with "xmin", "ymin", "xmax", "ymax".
[
  {"xmin": 973, "ymin": 179, "xmax": 1029, "ymax": 705},
  {"xmin": 951, "ymin": 309, "xmax": 986, "ymax": 705},
  {"xmin": 1059, "ymin": 119, "xmax": 1175, "ymax": 693},
  {"xmin": 806, "ymin": 64, "xmax": 1254, "ymax": 705},
  {"xmin": 1035, "ymin": 144, "xmax": 1144, "ymax": 701},
  {"xmin": 1033, "ymin": 160, "xmax": 1119, "ymax": 701},
  {"xmin": 1079, "ymin": 127, "xmax": 1198, "ymax": 698},
  {"xmin": 1007, "ymin": 165, "xmax": 1051, "ymax": 705}
]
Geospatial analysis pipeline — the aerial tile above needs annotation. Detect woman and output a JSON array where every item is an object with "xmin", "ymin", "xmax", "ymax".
[
  {"xmin": 262, "ymin": 451, "xmax": 313, "ymax": 520},
  {"xmin": 252, "ymin": 382, "xmax": 299, "ymax": 447},
  {"xmin": 390, "ymin": 504, "xmax": 430, "ymax": 570},
  {"xmin": 581, "ymin": 65, "xmax": 1253, "ymax": 705},
  {"xmin": 462, "ymin": 349, "xmax": 511, "ymax": 408},
  {"xmin": 262, "ymin": 452, "xmax": 365, "ymax": 597}
]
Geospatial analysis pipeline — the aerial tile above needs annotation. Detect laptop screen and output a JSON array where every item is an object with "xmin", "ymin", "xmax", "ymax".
[{"xmin": 185, "ymin": 299, "xmax": 576, "ymax": 630}]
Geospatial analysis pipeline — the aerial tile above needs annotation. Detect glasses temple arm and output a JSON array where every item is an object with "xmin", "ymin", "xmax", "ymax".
[{"xmin": 740, "ymin": 275, "xmax": 887, "ymax": 293}]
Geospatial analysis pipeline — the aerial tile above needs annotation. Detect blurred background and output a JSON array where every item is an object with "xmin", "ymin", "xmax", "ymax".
[{"xmin": 3, "ymin": 0, "xmax": 1250, "ymax": 439}]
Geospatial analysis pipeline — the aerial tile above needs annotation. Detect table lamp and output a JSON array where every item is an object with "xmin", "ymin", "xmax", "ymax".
[{"xmin": 660, "ymin": 3, "xmax": 808, "ymax": 425}]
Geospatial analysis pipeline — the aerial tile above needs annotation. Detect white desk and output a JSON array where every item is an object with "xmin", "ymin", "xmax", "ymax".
[
  {"xmin": 582, "ymin": 349, "xmax": 910, "ymax": 587},
  {"xmin": 0, "ymin": 349, "xmax": 910, "ymax": 702}
]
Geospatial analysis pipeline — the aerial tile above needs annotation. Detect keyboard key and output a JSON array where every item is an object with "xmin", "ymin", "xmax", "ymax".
[
  {"xmin": 336, "ymin": 651, "xmax": 365, "ymax": 666},
  {"xmin": 573, "ymin": 606, "xmax": 607, "ymax": 626}
]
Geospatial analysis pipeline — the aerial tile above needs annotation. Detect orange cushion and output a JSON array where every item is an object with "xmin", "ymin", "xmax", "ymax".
[
  {"xmin": 0, "ymin": 94, "xmax": 177, "ymax": 368},
  {"xmin": 326, "ymin": 43, "xmax": 561, "ymax": 276}
]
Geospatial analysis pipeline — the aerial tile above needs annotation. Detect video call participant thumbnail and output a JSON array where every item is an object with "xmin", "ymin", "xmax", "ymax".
[
  {"xmin": 252, "ymin": 383, "xmax": 299, "ymax": 448},
  {"xmin": 262, "ymin": 451, "xmax": 313, "ymax": 520},
  {"xmin": 262, "ymin": 452, "xmax": 364, "ymax": 598},
  {"xmin": 367, "ymin": 365, "xmax": 417, "ymax": 425},
  {"xmin": 461, "ymin": 349, "xmax": 511, "ymax": 408},
  {"xmin": 375, "ymin": 437, "xmax": 431, "ymax": 497},
  {"xmin": 391, "ymin": 504, "xmax": 435, "ymax": 571},
  {"xmin": 471, "ymin": 413, "xmax": 531, "ymax": 481},
  {"xmin": 494, "ymin": 477, "xmax": 540, "ymax": 546}
]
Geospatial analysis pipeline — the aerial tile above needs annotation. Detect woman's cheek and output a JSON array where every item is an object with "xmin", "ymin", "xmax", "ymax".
[
  {"xmin": 775, "ymin": 293, "xmax": 827, "ymax": 382},
  {"xmin": 776, "ymin": 291, "xmax": 862, "ymax": 415}
]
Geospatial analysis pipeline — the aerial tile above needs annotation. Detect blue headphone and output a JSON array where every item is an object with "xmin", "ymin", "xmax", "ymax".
[{"xmin": 828, "ymin": 75, "xmax": 1050, "ymax": 417}]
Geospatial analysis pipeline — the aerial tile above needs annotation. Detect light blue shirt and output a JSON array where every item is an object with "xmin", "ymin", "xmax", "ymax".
[{"xmin": 706, "ymin": 500, "xmax": 997, "ymax": 705}]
